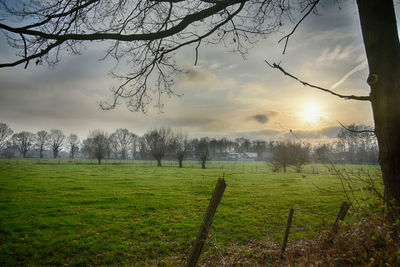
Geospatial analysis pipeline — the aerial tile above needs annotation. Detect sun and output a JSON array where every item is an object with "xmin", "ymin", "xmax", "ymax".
[{"xmin": 302, "ymin": 104, "xmax": 322, "ymax": 123}]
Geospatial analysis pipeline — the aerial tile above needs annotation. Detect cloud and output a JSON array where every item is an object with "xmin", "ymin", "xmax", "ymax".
[
  {"xmin": 250, "ymin": 111, "xmax": 278, "ymax": 124},
  {"xmin": 317, "ymin": 44, "xmax": 354, "ymax": 62},
  {"xmin": 236, "ymin": 129, "xmax": 282, "ymax": 140},
  {"xmin": 284, "ymin": 126, "xmax": 342, "ymax": 139},
  {"xmin": 162, "ymin": 116, "xmax": 220, "ymax": 128},
  {"xmin": 252, "ymin": 114, "xmax": 268, "ymax": 123},
  {"xmin": 330, "ymin": 61, "xmax": 367, "ymax": 90},
  {"xmin": 178, "ymin": 67, "xmax": 217, "ymax": 87}
]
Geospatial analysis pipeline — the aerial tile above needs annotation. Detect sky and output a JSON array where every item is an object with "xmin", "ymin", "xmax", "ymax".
[{"xmin": 1, "ymin": 1, "xmax": 396, "ymax": 143}]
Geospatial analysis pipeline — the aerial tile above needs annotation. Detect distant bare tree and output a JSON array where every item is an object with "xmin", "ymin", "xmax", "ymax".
[
  {"xmin": 49, "ymin": 129, "xmax": 65, "ymax": 158},
  {"xmin": 12, "ymin": 131, "xmax": 35, "ymax": 158},
  {"xmin": 35, "ymin": 130, "xmax": 49, "ymax": 158},
  {"xmin": 291, "ymin": 142, "xmax": 311, "ymax": 173},
  {"xmin": 171, "ymin": 131, "xmax": 191, "ymax": 168},
  {"xmin": 66, "ymin": 134, "xmax": 80, "ymax": 159},
  {"xmin": 337, "ymin": 124, "xmax": 378, "ymax": 164},
  {"xmin": 0, "ymin": 123, "xmax": 13, "ymax": 149},
  {"xmin": 110, "ymin": 128, "xmax": 135, "ymax": 160},
  {"xmin": 314, "ymin": 143, "xmax": 333, "ymax": 164},
  {"xmin": 270, "ymin": 141, "xmax": 291, "ymax": 173},
  {"xmin": 108, "ymin": 136, "xmax": 119, "ymax": 159},
  {"xmin": 130, "ymin": 133, "xmax": 139, "ymax": 160},
  {"xmin": 82, "ymin": 131, "xmax": 110, "ymax": 165},
  {"xmin": 270, "ymin": 140, "xmax": 310, "ymax": 173},
  {"xmin": 144, "ymin": 128, "xmax": 172, "ymax": 167},
  {"xmin": 138, "ymin": 137, "xmax": 148, "ymax": 160},
  {"xmin": 252, "ymin": 140, "xmax": 267, "ymax": 160},
  {"xmin": 196, "ymin": 137, "xmax": 210, "ymax": 169}
]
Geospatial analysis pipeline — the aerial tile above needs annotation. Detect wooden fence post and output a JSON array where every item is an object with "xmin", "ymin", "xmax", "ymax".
[
  {"xmin": 186, "ymin": 178, "xmax": 226, "ymax": 267},
  {"xmin": 332, "ymin": 201, "xmax": 351, "ymax": 233},
  {"xmin": 280, "ymin": 208, "xmax": 294, "ymax": 258}
]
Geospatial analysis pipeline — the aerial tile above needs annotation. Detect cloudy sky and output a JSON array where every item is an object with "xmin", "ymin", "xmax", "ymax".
[{"xmin": 1, "ymin": 1, "xmax": 397, "ymax": 142}]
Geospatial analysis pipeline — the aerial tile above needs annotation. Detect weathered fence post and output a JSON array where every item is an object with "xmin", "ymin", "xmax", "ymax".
[
  {"xmin": 280, "ymin": 208, "xmax": 294, "ymax": 258},
  {"xmin": 332, "ymin": 201, "xmax": 351, "ymax": 233},
  {"xmin": 186, "ymin": 178, "xmax": 226, "ymax": 267}
]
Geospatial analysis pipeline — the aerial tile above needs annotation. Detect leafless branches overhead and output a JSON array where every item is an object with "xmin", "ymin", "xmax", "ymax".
[{"xmin": 0, "ymin": 0, "xmax": 319, "ymax": 111}]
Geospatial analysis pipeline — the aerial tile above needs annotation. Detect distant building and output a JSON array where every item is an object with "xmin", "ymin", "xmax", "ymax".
[
  {"xmin": 227, "ymin": 152, "xmax": 240, "ymax": 160},
  {"xmin": 241, "ymin": 152, "xmax": 257, "ymax": 160}
]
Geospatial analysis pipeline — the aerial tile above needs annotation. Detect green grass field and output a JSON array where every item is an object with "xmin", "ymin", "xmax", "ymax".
[{"xmin": 0, "ymin": 159, "xmax": 381, "ymax": 266}]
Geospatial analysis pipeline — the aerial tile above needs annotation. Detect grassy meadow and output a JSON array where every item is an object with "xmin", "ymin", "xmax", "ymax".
[{"xmin": 0, "ymin": 159, "xmax": 381, "ymax": 266}]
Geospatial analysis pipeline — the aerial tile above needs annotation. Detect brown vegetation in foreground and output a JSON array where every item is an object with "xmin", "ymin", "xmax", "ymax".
[{"xmin": 201, "ymin": 204, "xmax": 400, "ymax": 266}]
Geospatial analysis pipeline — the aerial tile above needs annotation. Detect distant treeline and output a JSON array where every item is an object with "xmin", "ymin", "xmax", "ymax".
[{"xmin": 0, "ymin": 123, "xmax": 378, "ymax": 168}]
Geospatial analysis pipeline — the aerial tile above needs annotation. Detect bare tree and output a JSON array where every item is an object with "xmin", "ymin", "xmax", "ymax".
[
  {"xmin": 0, "ymin": 123, "xmax": 13, "ymax": 149},
  {"xmin": 265, "ymin": 1, "xmax": 400, "ymax": 217},
  {"xmin": 12, "ymin": 131, "xmax": 35, "ymax": 158},
  {"xmin": 270, "ymin": 140, "xmax": 291, "ymax": 173},
  {"xmin": 171, "ymin": 131, "xmax": 191, "ymax": 168},
  {"xmin": 144, "ymin": 127, "xmax": 172, "ymax": 167},
  {"xmin": 82, "ymin": 130, "xmax": 110, "ymax": 165},
  {"xmin": 196, "ymin": 137, "xmax": 210, "ymax": 169},
  {"xmin": 110, "ymin": 128, "xmax": 134, "ymax": 160},
  {"xmin": 49, "ymin": 129, "xmax": 65, "ymax": 158},
  {"xmin": 66, "ymin": 134, "xmax": 80, "ymax": 159},
  {"xmin": 270, "ymin": 140, "xmax": 310, "ymax": 173},
  {"xmin": 35, "ymin": 130, "xmax": 49, "ymax": 158},
  {"xmin": 138, "ymin": 136, "xmax": 148, "ymax": 160},
  {"xmin": 130, "ymin": 133, "xmax": 139, "ymax": 160},
  {"xmin": 108, "ymin": 136, "xmax": 119, "ymax": 159},
  {"xmin": 336, "ymin": 124, "xmax": 378, "ymax": 164},
  {"xmin": 1, "ymin": 0, "xmax": 400, "ymax": 216},
  {"xmin": 235, "ymin": 137, "xmax": 251, "ymax": 153},
  {"xmin": 314, "ymin": 143, "xmax": 333, "ymax": 164},
  {"xmin": 291, "ymin": 142, "xmax": 311, "ymax": 173},
  {"xmin": 252, "ymin": 140, "xmax": 267, "ymax": 160}
]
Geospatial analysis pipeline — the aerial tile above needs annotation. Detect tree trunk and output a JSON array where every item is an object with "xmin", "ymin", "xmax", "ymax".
[
  {"xmin": 40, "ymin": 146, "xmax": 44, "ymax": 158},
  {"xmin": 157, "ymin": 159, "xmax": 162, "ymax": 167},
  {"xmin": 296, "ymin": 164, "xmax": 301, "ymax": 173},
  {"xmin": 201, "ymin": 160, "xmax": 206, "ymax": 169},
  {"xmin": 179, "ymin": 159, "xmax": 183, "ymax": 168},
  {"xmin": 356, "ymin": 0, "xmax": 400, "ymax": 217},
  {"xmin": 98, "ymin": 158, "xmax": 102, "ymax": 165},
  {"xmin": 53, "ymin": 149, "xmax": 58, "ymax": 159}
]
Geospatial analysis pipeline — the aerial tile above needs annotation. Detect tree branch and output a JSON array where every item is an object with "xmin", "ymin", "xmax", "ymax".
[
  {"xmin": 337, "ymin": 121, "xmax": 375, "ymax": 134},
  {"xmin": 19, "ymin": 0, "xmax": 100, "ymax": 30},
  {"xmin": 265, "ymin": 61, "xmax": 371, "ymax": 101},
  {"xmin": 278, "ymin": 0, "xmax": 320, "ymax": 54},
  {"xmin": 19, "ymin": 33, "xmax": 28, "ymax": 69},
  {"xmin": 0, "ymin": 0, "xmax": 246, "ymax": 44},
  {"xmin": 0, "ymin": 41, "xmax": 64, "ymax": 68}
]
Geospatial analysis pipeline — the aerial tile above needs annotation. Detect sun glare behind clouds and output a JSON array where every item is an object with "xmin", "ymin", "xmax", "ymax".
[{"xmin": 302, "ymin": 103, "xmax": 323, "ymax": 123}]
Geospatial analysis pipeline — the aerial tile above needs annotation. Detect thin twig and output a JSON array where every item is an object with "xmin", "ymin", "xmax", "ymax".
[
  {"xmin": 19, "ymin": 33, "xmax": 29, "ymax": 69},
  {"xmin": 278, "ymin": 0, "xmax": 320, "ymax": 54}
]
